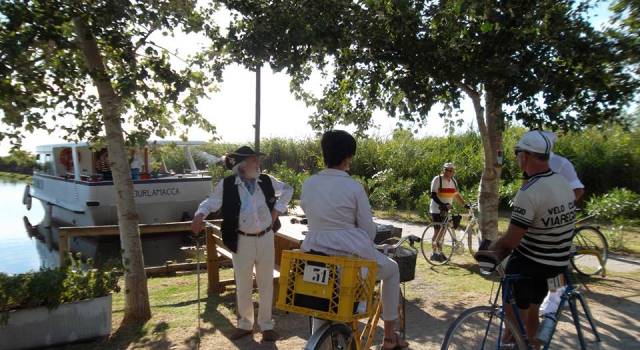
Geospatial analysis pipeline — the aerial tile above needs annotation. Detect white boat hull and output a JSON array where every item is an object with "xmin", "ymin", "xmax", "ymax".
[{"xmin": 31, "ymin": 174, "xmax": 213, "ymax": 226}]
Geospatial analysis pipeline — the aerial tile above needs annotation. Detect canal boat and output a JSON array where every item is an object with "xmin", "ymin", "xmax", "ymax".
[{"xmin": 26, "ymin": 141, "xmax": 217, "ymax": 226}]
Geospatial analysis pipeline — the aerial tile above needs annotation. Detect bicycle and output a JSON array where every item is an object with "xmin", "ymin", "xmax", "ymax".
[
  {"xmin": 277, "ymin": 235, "xmax": 421, "ymax": 350},
  {"xmin": 571, "ymin": 213, "xmax": 608, "ymax": 277},
  {"xmin": 441, "ymin": 253, "xmax": 602, "ymax": 349},
  {"xmin": 421, "ymin": 205, "xmax": 480, "ymax": 266}
]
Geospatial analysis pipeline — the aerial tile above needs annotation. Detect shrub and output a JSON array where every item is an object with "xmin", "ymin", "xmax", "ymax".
[
  {"xmin": 586, "ymin": 188, "xmax": 640, "ymax": 222},
  {"xmin": 269, "ymin": 162, "xmax": 310, "ymax": 207},
  {"xmin": 498, "ymin": 181, "xmax": 522, "ymax": 208},
  {"xmin": 415, "ymin": 192, "xmax": 432, "ymax": 219},
  {"xmin": 0, "ymin": 255, "xmax": 120, "ymax": 325},
  {"xmin": 154, "ymin": 125, "xmax": 640, "ymax": 212}
]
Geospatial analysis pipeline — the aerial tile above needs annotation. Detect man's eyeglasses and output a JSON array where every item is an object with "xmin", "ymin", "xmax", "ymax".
[
  {"xmin": 514, "ymin": 149, "xmax": 525, "ymax": 156},
  {"xmin": 444, "ymin": 168, "xmax": 454, "ymax": 172}
]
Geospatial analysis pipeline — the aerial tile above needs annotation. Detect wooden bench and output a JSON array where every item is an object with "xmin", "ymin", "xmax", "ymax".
[{"xmin": 205, "ymin": 223, "xmax": 290, "ymax": 295}]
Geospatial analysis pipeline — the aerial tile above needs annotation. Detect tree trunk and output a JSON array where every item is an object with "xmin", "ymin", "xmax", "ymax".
[
  {"xmin": 461, "ymin": 85, "xmax": 503, "ymax": 241},
  {"xmin": 73, "ymin": 16, "xmax": 151, "ymax": 323}
]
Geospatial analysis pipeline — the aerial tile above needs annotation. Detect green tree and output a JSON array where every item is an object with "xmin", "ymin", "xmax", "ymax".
[
  {"xmin": 612, "ymin": 0, "xmax": 640, "ymax": 74},
  {"xmin": 1, "ymin": 1, "xmax": 219, "ymax": 323},
  {"xmin": 211, "ymin": 0, "xmax": 637, "ymax": 239}
]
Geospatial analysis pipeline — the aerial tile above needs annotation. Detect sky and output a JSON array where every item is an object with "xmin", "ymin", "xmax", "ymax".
[{"xmin": 0, "ymin": 1, "xmax": 616, "ymax": 156}]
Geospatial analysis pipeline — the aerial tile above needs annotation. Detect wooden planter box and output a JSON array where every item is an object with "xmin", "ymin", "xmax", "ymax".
[{"xmin": 0, "ymin": 295, "xmax": 112, "ymax": 350}]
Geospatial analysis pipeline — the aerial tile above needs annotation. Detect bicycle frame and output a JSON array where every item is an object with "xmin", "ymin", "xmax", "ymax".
[
  {"xmin": 358, "ymin": 287, "xmax": 383, "ymax": 350},
  {"xmin": 491, "ymin": 272, "xmax": 533, "ymax": 349},
  {"xmin": 488, "ymin": 268, "xmax": 601, "ymax": 350},
  {"xmin": 305, "ymin": 235, "xmax": 418, "ymax": 350},
  {"xmin": 307, "ymin": 284, "xmax": 390, "ymax": 350},
  {"xmin": 541, "ymin": 272, "xmax": 601, "ymax": 350},
  {"xmin": 435, "ymin": 208, "xmax": 478, "ymax": 250}
]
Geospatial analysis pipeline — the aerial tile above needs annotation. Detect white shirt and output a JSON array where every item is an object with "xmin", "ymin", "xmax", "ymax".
[
  {"xmin": 130, "ymin": 154, "xmax": 143, "ymax": 170},
  {"xmin": 300, "ymin": 169, "xmax": 379, "ymax": 261},
  {"xmin": 549, "ymin": 153, "xmax": 584, "ymax": 190},
  {"xmin": 429, "ymin": 175, "xmax": 459, "ymax": 214},
  {"xmin": 195, "ymin": 174, "xmax": 293, "ymax": 233},
  {"xmin": 511, "ymin": 170, "xmax": 576, "ymax": 267}
]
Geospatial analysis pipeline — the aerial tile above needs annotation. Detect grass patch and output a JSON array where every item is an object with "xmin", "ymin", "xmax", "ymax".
[
  {"xmin": 598, "ymin": 225, "xmax": 640, "ymax": 256},
  {"xmin": 0, "ymin": 171, "xmax": 31, "ymax": 182},
  {"xmin": 69, "ymin": 268, "xmax": 238, "ymax": 349},
  {"xmin": 373, "ymin": 209, "xmax": 429, "ymax": 224}
]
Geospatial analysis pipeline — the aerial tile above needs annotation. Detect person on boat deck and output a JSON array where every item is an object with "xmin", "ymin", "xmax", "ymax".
[
  {"xmin": 96, "ymin": 149, "xmax": 112, "ymax": 181},
  {"xmin": 191, "ymin": 146, "xmax": 293, "ymax": 342},
  {"xmin": 129, "ymin": 150, "xmax": 143, "ymax": 180},
  {"xmin": 300, "ymin": 130, "xmax": 409, "ymax": 350}
]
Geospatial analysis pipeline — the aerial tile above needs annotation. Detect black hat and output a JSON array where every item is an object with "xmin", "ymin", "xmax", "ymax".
[{"xmin": 224, "ymin": 146, "xmax": 264, "ymax": 169}]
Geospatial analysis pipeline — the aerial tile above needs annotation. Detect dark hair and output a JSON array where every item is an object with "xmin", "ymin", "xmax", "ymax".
[{"xmin": 321, "ymin": 130, "xmax": 357, "ymax": 168}]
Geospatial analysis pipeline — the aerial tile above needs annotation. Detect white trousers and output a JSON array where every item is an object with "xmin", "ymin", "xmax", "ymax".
[
  {"xmin": 312, "ymin": 250, "xmax": 400, "ymax": 332},
  {"xmin": 231, "ymin": 230, "xmax": 275, "ymax": 331}
]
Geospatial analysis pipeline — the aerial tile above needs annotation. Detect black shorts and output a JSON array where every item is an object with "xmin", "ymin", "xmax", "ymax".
[
  {"xmin": 431, "ymin": 213, "xmax": 443, "ymax": 224},
  {"xmin": 505, "ymin": 251, "xmax": 567, "ymax": 309}
]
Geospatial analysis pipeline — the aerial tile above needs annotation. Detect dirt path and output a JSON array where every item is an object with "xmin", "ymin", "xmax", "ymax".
[{"xmin": 189, "ymin": 264, "xmax": 639, "ymax": 350}]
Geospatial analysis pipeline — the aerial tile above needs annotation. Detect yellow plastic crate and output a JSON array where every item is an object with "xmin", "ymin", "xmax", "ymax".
[{"xmin": 276, "ymin": 250, "xmax": 377, "ymax": 323}]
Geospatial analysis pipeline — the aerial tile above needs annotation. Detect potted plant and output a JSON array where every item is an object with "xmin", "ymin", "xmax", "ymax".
[{"xmin": 0, "ymin": 255, "xmax": 119, "ymax": 349}]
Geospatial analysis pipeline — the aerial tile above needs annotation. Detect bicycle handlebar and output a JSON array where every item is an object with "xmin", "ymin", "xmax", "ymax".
[{"xmin": 374, "ymin": 235, "xmax": 421, "ymax": 255}]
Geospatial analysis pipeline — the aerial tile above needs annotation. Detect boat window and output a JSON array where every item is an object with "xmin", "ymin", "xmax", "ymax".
[{"xmin": 35, "ymin": 153, "xmax": 53, "ymax": 175}]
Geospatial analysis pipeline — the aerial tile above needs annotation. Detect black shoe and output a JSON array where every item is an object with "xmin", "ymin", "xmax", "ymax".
[
  {"xmin": 430, "ymin": 253, "xmax": 440, "ymax": 261},
  {"xmin": 437, "ymin": 253, "xmax": 447, "ymax": 262},
  {"xmin": 229, "ymin": 328, "xmax": 253, "ymax": 340},
  {"xmin": 261, "ymin": 330, "xmax": 278, "ymax": 342}
]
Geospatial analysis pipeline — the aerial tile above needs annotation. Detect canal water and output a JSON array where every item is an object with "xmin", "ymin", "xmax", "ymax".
[
  {"xmin": 0, "ymin": 178, "xmax": 194, "ymax": 275},
  {"xmin": 0, "ymin": 179, "xmax": 58, "ymax": 274}
]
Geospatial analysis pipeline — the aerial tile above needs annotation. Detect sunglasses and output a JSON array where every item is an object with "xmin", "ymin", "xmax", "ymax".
[
  {"xmin": 444, "ymin": 168, "xmax": 454, "ymax": 172},
  {"xmin": 514, "ymin": 149, "xmax": 525, "ymax": 156}
]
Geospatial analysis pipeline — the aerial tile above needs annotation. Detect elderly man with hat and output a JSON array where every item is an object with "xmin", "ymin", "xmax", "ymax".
[
  {"xmin": 476, "ymin": 130, "xmax": 576, "ymax": 347},
  {"xmin": 191, "ymin": 146, "xmax": 293, "ymax": 342}
]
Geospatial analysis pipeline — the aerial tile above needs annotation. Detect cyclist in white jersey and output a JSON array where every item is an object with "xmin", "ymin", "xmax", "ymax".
[{"xmin": 482, "ymin": 131, "xmax": 576, "ymax": 346}]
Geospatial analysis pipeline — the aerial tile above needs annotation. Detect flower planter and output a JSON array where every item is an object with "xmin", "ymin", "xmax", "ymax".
[{"xmin": 0, "ymin": 295, "xmax": 111, "ymax": 350}]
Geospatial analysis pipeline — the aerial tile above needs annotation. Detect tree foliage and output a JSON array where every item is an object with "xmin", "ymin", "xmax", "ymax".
[
  {"xmin": 0, "ymin": 0, "xmax": 221, "ymax": 148},
  {"xmin": 214, "ymin": 0, "xmax": 637, "ymax": 132}
]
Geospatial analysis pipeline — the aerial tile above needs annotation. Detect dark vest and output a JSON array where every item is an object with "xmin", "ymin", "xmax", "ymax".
[{"xmin": 221, "ymin": 174, "xmax": 282, "ymax": 252}]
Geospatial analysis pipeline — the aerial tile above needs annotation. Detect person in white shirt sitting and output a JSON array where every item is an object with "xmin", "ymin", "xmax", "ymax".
[{"xmin": 300, "ymin": 130, "xmax": 409, "ymax": 350}]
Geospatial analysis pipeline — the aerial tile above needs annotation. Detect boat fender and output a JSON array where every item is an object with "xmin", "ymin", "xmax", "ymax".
[{"xmin": 23, "ymin": 184, "xmax": 32, "ymax": 210}]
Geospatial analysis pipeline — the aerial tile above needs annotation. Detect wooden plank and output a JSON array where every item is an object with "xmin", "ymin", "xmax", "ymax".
[
  {"xmin": 218, "ymin": 278, "xmax": 236, "ymax": 287},
  {"xmin": 206, "ymin": 224, "xmax": 224, "ymax": 294},
  {"xmin": 144, "ymin": 262, "xmax": 204, "ymax": 275},
  {"xmin": 216, "ymin": 247, "xmax": 233, "ymax": 260},
  {"xmin": 58, "ymin": 232, "xmax": 69, "ymax": 264},
  {"xmin": 208, "ymin": 230, "xmax": 226, "ymax": 249},
  {"xmin": 59, "ymin": 219, "xmax": 223, "ymax": 238}
]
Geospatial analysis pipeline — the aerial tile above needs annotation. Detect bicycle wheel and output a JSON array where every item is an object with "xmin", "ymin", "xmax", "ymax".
[
  {"xmin": 305, "ymin": 323, "xmax": 356, "ymax": 350},
  {"xmin": 441, "ymin": 306, "xmax": 527, "ymax": 350},
  {"xmin": 571, "ymin": 226, "xmax": 608, "ymax": 276},
  {"xmin": 421, "ymin": 223, "xmax": 455, "ymax": 265}
]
